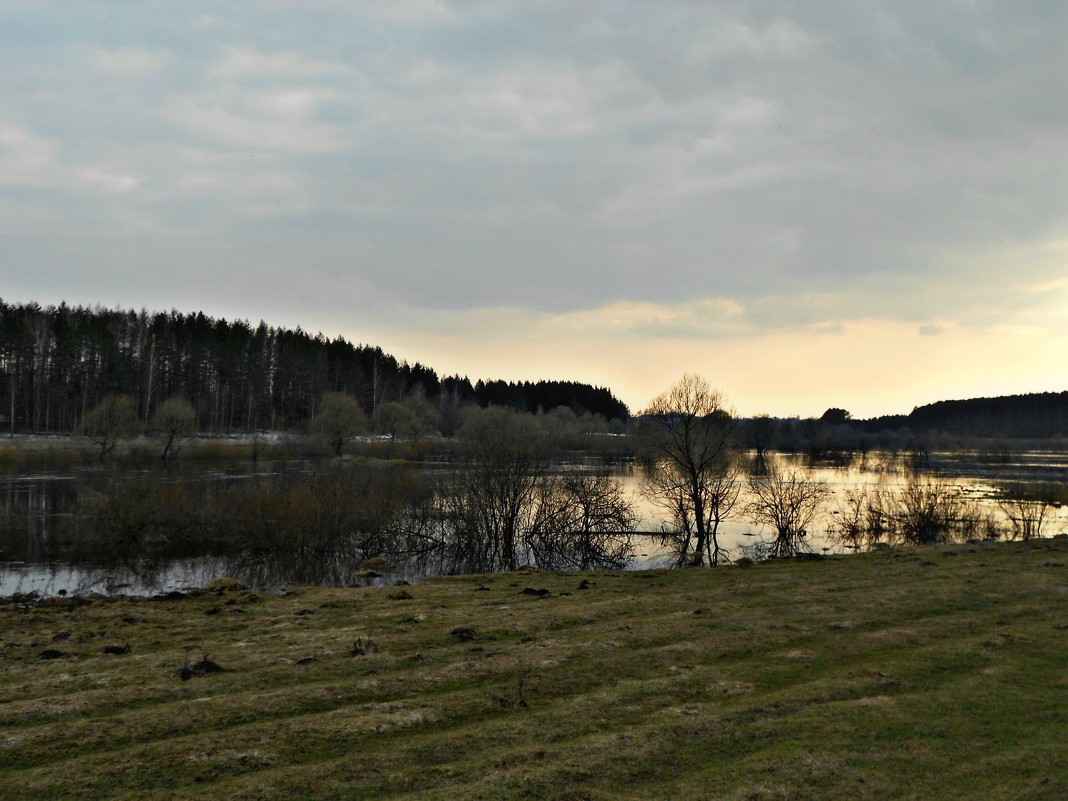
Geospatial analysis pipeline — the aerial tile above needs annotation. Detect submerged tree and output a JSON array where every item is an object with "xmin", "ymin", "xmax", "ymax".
[
  {"xmin": 892, "ymin": 475, "xmax": 969, "ymax": 546},
  {"xmin": 527, "ymin": 471, "xmax": 637, "ymax": 570},
  {"xmin": 640, "ymin": 374, "xmax": 738, "ymax": 566},
  {"xmin": 748, "ymin": 414, "xmax": 778, "ymax": 462},
  {"xmin": 745, "ymin": 464, "xmax": 829, "ymax": 558},
  {"xmin": 437, "ymin": 408, "xmax": 551, "ymax": 572},
  {"xmin": 829, "ymin": 485, "xmax": 893, "ymax": 552},
  {"xmin": 216, "ymin": 465, "xmax": 426, "ymax": 585},
  {"xmin": 410, "ymin": 408, "xmax": 637, "ymax": 574},
  {"xmin": 829, "ymin": 473, "xmax": 1009, "ymax": 552},
  {"xmin": 998, "ymin": 484, "xmax": 1056, "ymax": 542}
]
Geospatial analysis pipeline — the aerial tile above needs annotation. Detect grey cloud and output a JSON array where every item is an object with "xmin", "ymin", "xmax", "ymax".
[{"xmin": 2, "ymin": 2, "xmax": 1068, "ymax": 330}]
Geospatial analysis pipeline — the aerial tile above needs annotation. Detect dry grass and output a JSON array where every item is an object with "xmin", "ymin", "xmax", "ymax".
[{"xmin": 1, "ymin": 538, "xmax": 1066, "ymax": 800}]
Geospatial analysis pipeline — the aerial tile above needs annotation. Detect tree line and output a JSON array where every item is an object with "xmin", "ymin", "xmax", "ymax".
[
  {"xmin": 0, "ymin": 299, "xmax": 628, "ymax": 436},
  {"xmin": 828, "ymin": 393, "xmax": 1068, "ymax": 440},
  {"xmin": 56, "ymin": 374, "xmax": 1059, "ymax": 588},
  {"xmin": 896, "ymin": 392, "xmax": 1068, "ymax": 438}
]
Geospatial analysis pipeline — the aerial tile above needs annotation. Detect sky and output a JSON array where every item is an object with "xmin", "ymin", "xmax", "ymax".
[{"xmin": 2, "ymin": 2, "xmax": 1067, "ymax": 419}]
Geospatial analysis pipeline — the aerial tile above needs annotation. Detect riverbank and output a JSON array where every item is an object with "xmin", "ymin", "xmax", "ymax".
[{"xmin": 2, "ymin": 538, "xmax": 1065, "ymax": 800}]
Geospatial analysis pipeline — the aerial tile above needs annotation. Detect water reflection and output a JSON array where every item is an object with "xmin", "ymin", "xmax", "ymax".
[
  {"xmin": 0, "ymin": 558, "xmax": 223, "ymax": 597},
  {"xmin": 616, "ymin": 451, "xmax": 1068, "ymax": 564},
  {"xmin": 0, "ymin": 556, "xmax": 407, "ymax": 597},
  {"xmin": 1, "ymin": 450, "xmax": 1065, "ymax": 595}
]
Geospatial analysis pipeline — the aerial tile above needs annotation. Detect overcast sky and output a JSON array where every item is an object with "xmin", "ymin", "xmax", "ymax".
[{"xmin": 2, "ymin": 2, "xmax": 1066, "ymax": 417}]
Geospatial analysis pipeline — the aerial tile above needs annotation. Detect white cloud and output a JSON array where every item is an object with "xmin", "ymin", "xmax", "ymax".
[
  {"xmin": 156, "ymin": 46, "xmax": 368, "ymax": 157},
  {"xmin": 162, "ymin": 90, "xmax": 349, "ymax": 153},
  {"xmin": 74, "ymin": 166, "xmax": 140, "ymax": 194},
  {"xmin": 0, "ymin": 123, "xmax": 56, "ymax": 186},
  {"xmin": 191, "ymin": 14, "xmax": 223, "ymax": 31},
  {"xmin": 412, "ymin": 297, "xmax": 752, "ymax": 341},
  {"xmin": 463, "ymin": 72, "xmax": 596, "ymax": 138},
  {"xmin": 89, "ymin": 46, "xmax": 168, "ymax": 77},
  {"xmin": 209, "ymin": 47, "xmax": 353, "ymax": 81},
  {"xmin": 0, "ymin": 122, "xmax": 140, "ymax": 194}
]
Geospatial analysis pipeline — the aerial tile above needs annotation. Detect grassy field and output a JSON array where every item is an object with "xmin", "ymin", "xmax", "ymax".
[{"xmin": 1, "ymin": 538, "xmax": 1065, "ymax": 800}]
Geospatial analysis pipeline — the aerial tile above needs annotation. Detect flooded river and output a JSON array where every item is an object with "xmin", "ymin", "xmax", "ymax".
[{"xmin": 2, "ymin": 449, "xmax": 1065, "ymax": 595}]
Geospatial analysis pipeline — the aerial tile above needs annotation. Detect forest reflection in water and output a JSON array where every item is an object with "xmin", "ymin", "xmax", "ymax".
[{"xmin": 1, "ymin": 448, "xmax": 1065, "ymax": 596}]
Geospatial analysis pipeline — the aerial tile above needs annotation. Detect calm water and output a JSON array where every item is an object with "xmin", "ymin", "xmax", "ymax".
[
  {"xmin": 0, "ymin": 459, "xmax": 315, "ymax": 596},
  {"xmin": 2, "ymin": 450, "xmax": 1065, "ymax": 595},
  {"xmin": 611, "ymin": 451, "xmax": 1067, "ymax": 566}
]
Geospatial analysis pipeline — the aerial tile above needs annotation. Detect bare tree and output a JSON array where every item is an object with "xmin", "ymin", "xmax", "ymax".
[
  {"xmin": 640, "ymin": 375, "xmax": 738, "ymax": 566},
  {"xmin": 312, "ymin": 392, "xmax": 368, "ymax": 456},
  {"xmin": 437, "ymin": 408, "xmax": 550, "ymax": 572},
  {"xmin": 745, "ymin": 464, "xmax": 829, "ymax": 557},
  {"xmin": 527, "ymin": 471, "xmax": 637, "ymax": 570},
  {"xmin": 420, "ymin": 411, "xmax": 637, "ymax": 574},
  {"xmin": 644, "ymin": 452, "xmax": 741, "ymax": 566}
]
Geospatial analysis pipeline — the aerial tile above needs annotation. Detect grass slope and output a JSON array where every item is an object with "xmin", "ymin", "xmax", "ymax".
[{"xmin": 1, "ymin": 539, "xmax": 1066, "ymax": 800}]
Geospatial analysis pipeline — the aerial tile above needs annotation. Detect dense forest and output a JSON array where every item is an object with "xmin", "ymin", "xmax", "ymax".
[
  {"xmin": 738, "ymin": 394, "xmax": 1068, "ymax": 453},
  {"xmin": 5, "ymin": 298, "xmax": 1060, "ymax": 441},
  {"xmin": 855, "ymin": 392, "xmax": 1068, "ymax": 439},
  {"xmin": 0, "ymin": 300, "xmax": 629, "ymax": 435}
]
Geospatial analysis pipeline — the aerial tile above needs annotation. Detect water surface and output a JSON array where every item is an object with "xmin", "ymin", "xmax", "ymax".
[{"xmin": 2, "ymin": 450, "xmax": 1064, "ymax": 594}]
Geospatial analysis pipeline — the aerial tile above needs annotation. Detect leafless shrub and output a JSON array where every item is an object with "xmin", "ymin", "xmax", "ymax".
[
  {"xmin": 526, "ymin": 471, "xmax": 637, "ymax": 570},
  {"xmin": 831, "ymin": 474, "xmax": 1006, "ymax": 551},
  {"xmin": 998, "ymin": 484, "xmax": 1057, "ymax": 541},
  {"xmin": 745, "ymin": 465, "xmax": 830, "ymax": 557},
  {"xmin": 405, "ymin": 408, "xmax": 637, "ymax": 574},
  {"xmin": 215, "ymin": 465, "xmax": 427, "ymax": 585},
  {"xmin": 893, "ymin": 475, "xmax": 969, "ymax": 545},
  {"xmin": 63, "ymin": 475, "xmax": 205, "ymax": 569}
]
